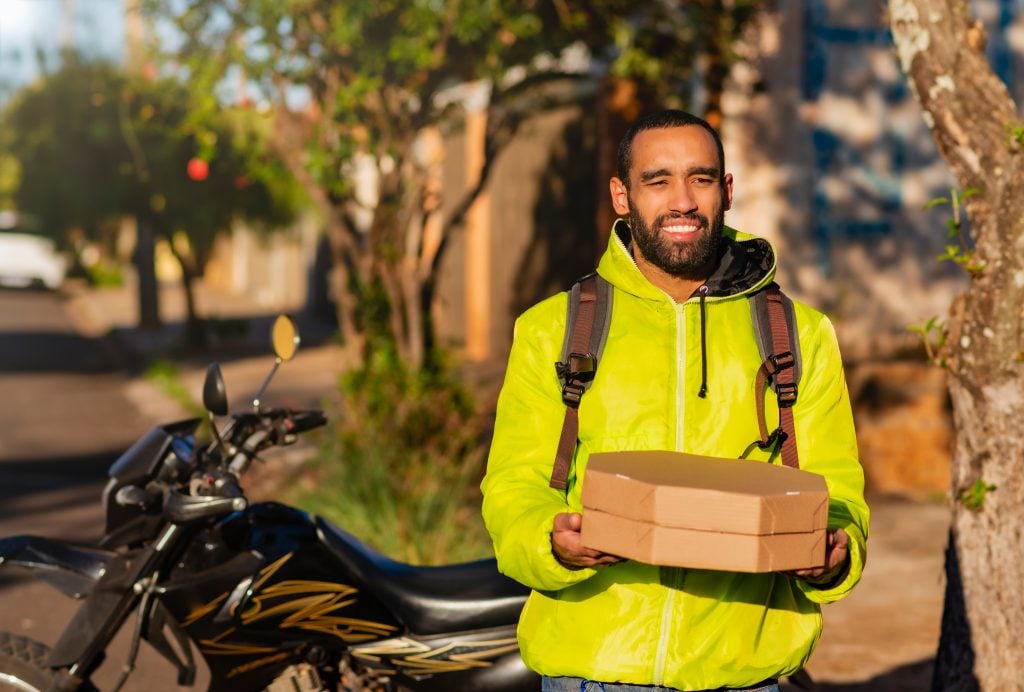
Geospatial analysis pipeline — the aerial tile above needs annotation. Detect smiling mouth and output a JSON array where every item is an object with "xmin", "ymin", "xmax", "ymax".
[{"xmin": 658, "ymin": 218, "xmax": 704, "ymax": 236}]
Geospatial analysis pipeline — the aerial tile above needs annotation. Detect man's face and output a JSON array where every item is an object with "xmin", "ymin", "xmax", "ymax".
[{"xmin": 609, "ymin": 125, "xmax": 733, "ymax": 280}]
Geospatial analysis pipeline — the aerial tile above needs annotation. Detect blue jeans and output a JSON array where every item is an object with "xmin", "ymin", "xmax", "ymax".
[{"xmin": 541, "ymin": 676, "xmax": 780, "ymax": 692}]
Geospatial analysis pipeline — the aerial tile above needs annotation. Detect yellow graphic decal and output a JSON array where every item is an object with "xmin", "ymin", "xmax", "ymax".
[
  {"xmin": 192, "ymin": 552, "xmax": 397, "ymax": 655},
  {"xmin": 227, "ymin": 651, "xmax": 292, "ymax": 678},
  {"xmin": 200, "ymin": 627, "xmax": 279, "ymax": 656},
  {"xmin": 239, "ymin": 580, "xmax": 396, "ymax": 642},
  {"xmin": 182, "ymin": 593, "xmax": 227, "ymax": 627},
  {"xmin": 352, "ymin": 637, "xmax": 519, "ymax": 675}
]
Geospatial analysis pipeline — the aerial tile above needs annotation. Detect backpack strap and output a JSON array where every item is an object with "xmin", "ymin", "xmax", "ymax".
[
  {"xmin": 750, "ymin": 283, "xmax": 802, "ymax": 468},
  {"xmin": 549, "ymin": 273, "xmax": 613, "ymax": 490}
]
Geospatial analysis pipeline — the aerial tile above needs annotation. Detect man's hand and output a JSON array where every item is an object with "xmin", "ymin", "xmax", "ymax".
[
  {"xmin": 788, "ymin": 528, "xmax": 849, "ymax": 584},
  {"xmin": 551, "ymin": 512, "xmax": 625, "ymax": 569}
]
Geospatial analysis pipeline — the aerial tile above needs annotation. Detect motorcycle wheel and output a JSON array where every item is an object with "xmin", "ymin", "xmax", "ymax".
[{"xmin": 0, "ymin": 633, "xmax": 55, "ymax": 692}]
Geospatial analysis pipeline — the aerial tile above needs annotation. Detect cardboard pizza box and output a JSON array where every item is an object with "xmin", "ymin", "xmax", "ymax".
[{"xmin": 580, "ymin": 450, "xmax": 829, "ymax": 573}]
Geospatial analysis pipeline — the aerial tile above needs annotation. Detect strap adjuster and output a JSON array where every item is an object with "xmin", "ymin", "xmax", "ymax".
[
  {"xmin": 756, "ymin": 427, "xmax": 788, "ymax": 451},
  {"xmin": 561, "ymin": 382, "xmax": 586, "ymax": 407},
  {"xmin": 766, "ymin": 351, "xmax": 795, "ymax": 376},
  {"xmin": 776, "ymin": 382, "xmax": 798, "ymax": 407},
  {"xmin": 556, "ymin": 352, "xmax": 597, "ymax": 381}
]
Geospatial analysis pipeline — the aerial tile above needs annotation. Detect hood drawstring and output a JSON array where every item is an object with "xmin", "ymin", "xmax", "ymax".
[{"xmin": 697, "ymin": 284, "xmax": 710, "ymax": 398}]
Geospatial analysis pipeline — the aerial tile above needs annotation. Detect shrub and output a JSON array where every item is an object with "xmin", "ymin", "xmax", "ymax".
[{"xmin": 291, "ymin": 343, "xmax": 492, "ymax": 565}]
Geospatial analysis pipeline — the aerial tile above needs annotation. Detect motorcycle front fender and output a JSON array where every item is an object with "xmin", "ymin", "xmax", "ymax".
[{"xmin": 0, "ymin": 535, "xmax": 113, "ymax": 599}]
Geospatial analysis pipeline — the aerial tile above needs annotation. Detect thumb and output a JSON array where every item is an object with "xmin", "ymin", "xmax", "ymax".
[{"xmin": 554, "ymin": 512, "xmax": 583, "ymax": 532}]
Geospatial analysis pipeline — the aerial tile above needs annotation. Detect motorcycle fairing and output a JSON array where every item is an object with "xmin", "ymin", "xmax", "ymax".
[
  {"xmin": 0, "ymin": 535, "xmax": 112, "ymax": 598},
  {"xmin": 163, "ymin": 503, "xmax": 405, "ymax": 690},
  {"xmin": 102, "ymin": 419, "xmax": 200, "ymax": 547}
]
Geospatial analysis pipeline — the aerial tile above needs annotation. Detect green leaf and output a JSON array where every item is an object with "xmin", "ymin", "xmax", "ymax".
[{"xmin": 959, "ymin": 479, "xmax": 996, "ymax": 512}]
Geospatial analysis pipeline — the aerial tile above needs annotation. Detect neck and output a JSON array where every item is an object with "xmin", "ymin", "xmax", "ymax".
[
  {"xmin": 630, "ymin": 247, "xmax": 712, "ymax": 300},
  {"xmin": 634, "ymin": 256, "xmax": 707, "ymax": 303}
]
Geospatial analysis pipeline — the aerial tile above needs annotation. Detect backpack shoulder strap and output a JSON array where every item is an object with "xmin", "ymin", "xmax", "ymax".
[
  {"xmin": 749, "ymin": 283, "xmax": 802, "ymax": 468},
  {"xmin": 549, "ymin": 273, "xmax": 613, "ymax": 490}
]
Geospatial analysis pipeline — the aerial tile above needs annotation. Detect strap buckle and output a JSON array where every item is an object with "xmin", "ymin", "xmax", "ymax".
[
  {"xmin": 765, "ymin": 351, "xmax": 795, "ymax": 376},
  {"xmin": 756, "ymin": 427, "xmax": 788, "ymax": 451},
  {"xmin": 776, "ymin": 382, "xmax": 798, "ymax": 407},
  {"xmin": 561, "ymin": 381, "xmax": 586, "ymax": 407},
  {"xmin": 556, "ymin": 352, "xmax": 597, "ymax": 382}
]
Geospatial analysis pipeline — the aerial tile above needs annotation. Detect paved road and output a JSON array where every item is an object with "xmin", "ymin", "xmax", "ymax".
[{"xmin": 0, "ymin": 287, "xmax": 203, "ymax": 690}]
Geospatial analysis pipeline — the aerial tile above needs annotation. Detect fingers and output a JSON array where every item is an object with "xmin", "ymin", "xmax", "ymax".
[
  {"xmin": 551, "ymin": 512, "xmax": 625, "ymax": 569},
  {"xmin": 784, "ymin": 529, "xmax": 850, "ymax": 582}
]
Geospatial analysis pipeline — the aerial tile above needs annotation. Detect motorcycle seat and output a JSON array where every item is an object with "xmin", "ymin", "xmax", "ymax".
[{"xmin": 315, "ymin": 517, "xmax": 528, "ymax": 636}]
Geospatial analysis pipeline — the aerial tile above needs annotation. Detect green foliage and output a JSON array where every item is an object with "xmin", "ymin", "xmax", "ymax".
[
  {"xmin": 86, "ymin": 261, "xmax": 125, "ymax": 288},
  {"xmin": 959, "ymin": 478, "xmax": 996, "ymax": 512},
  {"xmin": 1, "ymin": 54, "xmax": 301, "ymax": 258},
  {"xmin": 0, "ymin": 154, "xmax": 19, "ymax": 209},
  {"xmin": 908, "ymin": 315, "xmax": 947, "ymax": 367},
  {"xmin": 291, "ymin": 341, "xmax": 492, "ymax": 565},
  {"xmin": 926, "ymin": 186, "xmax": 985, "ymax": 274},
  {"xmin": 1006, "ymin": 121, "xmax": 1024, "ymax": 147},
  {"xmin": 145, "ymin": 359, "xmax": 206, "ymax": 420}
]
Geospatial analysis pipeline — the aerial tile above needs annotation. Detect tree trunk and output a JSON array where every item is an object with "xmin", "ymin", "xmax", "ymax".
[
  {"xmin": 889, "ymin": 1, "xmax": 1024, "ymax": 689},
  {"xmin": 134, "ymin": 215, "xmax": 161, "ymax": 330},
  {"xmin": 161, "ymin": 228, "xmax": 207, "ymax": 349}
]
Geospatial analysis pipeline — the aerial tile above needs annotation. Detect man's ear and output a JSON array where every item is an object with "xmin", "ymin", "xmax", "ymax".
[
  {"xmin": 723, "ymin": 173, "xmax": 734, "ymax": 211},
  {"xmin": 609, "ymin": 177, "xmax": 630, "ymax": 216}
]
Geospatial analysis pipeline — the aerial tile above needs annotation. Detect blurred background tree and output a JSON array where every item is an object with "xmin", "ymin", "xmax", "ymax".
[
  {"xmin": 146, "ymin": 0, "xmax": 768, "ymax": 370},
  {"xmin": 2, "ymin": 54, "xmax": 301, "ymax": 344},
  {"xmin": 890, "ymin": 0, "xmax": 1024, "ymax": 688}
]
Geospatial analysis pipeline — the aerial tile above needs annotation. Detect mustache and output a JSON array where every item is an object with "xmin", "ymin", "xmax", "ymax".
[{"xmin": 654, "ymin": 212, "xmax": 707, "ymax": 231}]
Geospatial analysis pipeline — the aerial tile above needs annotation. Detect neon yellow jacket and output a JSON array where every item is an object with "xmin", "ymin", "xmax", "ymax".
[{"xmin": 481, "ymin": 222, "xmax": 869, "ymax": 690}]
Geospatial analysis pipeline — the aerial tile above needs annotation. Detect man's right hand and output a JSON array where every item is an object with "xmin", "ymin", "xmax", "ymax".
[{"xmin": 551, "ymin": 512, "xmax": 625, "ymax": 569}]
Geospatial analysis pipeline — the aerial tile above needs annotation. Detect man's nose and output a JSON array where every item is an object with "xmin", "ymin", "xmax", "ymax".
[{"xmin": 668, "ymin": 181, "xmax": 697, "ymax": 214}]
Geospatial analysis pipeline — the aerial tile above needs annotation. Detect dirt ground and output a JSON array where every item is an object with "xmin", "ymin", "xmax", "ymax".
[{"xmin": 781, "ymin": 494, "xmax": 949, "ymax": 691}]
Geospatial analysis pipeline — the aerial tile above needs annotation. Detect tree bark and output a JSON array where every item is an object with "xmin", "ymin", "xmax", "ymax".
[
  {"xmin": 160, "ymin": 228, "xmax": 207, "ymax": 349},
  {"xmin": 134, "ymin": 215, "xmax": 161, "ymax": 330},
  {"xmin": 889, "ymin": 1, "xmax": 1024, "ymax": 689}
]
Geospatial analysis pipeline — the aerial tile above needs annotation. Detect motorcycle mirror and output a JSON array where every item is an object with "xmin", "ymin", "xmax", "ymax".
[
  {"xmin": 203, "ymin": 363, "xmax": 229, "ymax": 416},
  {"xmin": 271, "ymin": 315, "xmax": 300, "ymax": 361},
  {"xmin": 253, "ymin": 315, "xmax": 301, "ymax": 411}
]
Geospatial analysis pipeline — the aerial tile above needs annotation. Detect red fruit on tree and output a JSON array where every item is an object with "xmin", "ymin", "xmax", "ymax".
[{"xmin": 187, "ymin": 158, "xmax": 209, "ymax": 181}]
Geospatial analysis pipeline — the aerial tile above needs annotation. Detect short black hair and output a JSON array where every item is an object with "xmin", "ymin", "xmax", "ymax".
[{"xmin": 616, "ymin": 110, "xmax": 725, "ymax": 188}]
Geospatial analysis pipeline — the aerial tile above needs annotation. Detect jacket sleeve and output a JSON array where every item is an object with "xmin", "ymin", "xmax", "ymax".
[
  {"xmin": 481, "ymin": 298, "xmax": 599, "ymax": 592},
  {"xmin": 790, "ymin": 312, "xmax": 870, "ymax": 604}
]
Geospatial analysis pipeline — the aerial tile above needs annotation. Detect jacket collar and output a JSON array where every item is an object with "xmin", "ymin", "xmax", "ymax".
[{"xmin": 597, "ymin": 218, "xmax": 777, "ymax": 303}]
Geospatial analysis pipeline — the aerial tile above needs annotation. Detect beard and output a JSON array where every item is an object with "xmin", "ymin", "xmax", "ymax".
[{"xmin": 628, "ymin": 198, "xmax": 726, "ymax": 280}]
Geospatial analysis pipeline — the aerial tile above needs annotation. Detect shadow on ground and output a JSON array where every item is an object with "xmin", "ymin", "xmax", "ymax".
[
  {"xmin": 0, "ymin": 450, "xmax": 118, "ymax": 524},
  {"xmin": 790, "ymin": 658, "xmax": 933, "ymax": 691}
]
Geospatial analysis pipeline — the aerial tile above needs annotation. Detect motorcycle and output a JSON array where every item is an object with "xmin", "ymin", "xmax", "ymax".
[{"xmin": 0, "ymin": 316, "xmax": 538, "ymax": 691}]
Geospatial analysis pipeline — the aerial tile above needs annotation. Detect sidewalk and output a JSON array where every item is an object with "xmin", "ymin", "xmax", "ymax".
[
  {"xmin": 59, "ymin": 277, "xmax": 950, "ymax": 690},
  {"xmin": 61, "ymin": 275, "xmax": 345, "ymax": 418}
]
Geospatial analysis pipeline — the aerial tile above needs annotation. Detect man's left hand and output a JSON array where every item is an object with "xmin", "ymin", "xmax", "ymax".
[{"xmin": 787, "ymin": 528, "xmax": 849, "ymax": 584}]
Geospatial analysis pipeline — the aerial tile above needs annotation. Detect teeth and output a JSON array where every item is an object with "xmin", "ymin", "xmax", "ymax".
[{"xmin": 662, "ymin": 224, "xmax": 699, "ymax": 234}]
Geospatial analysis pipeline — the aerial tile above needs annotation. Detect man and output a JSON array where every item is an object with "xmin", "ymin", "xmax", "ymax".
[{"xmin": 481, "ymin": 110, "xmax": 869, "ymax": 692}]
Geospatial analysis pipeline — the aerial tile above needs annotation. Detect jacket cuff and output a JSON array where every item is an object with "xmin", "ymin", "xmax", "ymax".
[{"xmin": 499, "ymin": 505, "xmax": 598, "ymax": 592}]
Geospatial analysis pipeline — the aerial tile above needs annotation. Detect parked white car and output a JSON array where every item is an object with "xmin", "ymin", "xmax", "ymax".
[{"xmin": 0, "ymin": 231, "xmax": 67, "ymax": 290}]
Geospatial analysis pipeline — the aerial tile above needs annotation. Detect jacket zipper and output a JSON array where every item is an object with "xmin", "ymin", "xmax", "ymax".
[{"xmin": 653, "ymin": 303, "xmax": 689, "ymax": 685}]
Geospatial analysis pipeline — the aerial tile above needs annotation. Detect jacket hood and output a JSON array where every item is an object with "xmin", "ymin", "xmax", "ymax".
[{"xmin": 598, "ymin": 218, "xmax": 777, "ymax": 302}]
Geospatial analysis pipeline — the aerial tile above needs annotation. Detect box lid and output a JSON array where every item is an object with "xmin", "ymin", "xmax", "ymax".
[{"xmin": 581, "ymin": 450, "xmax": 828, "ymax": 535}]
